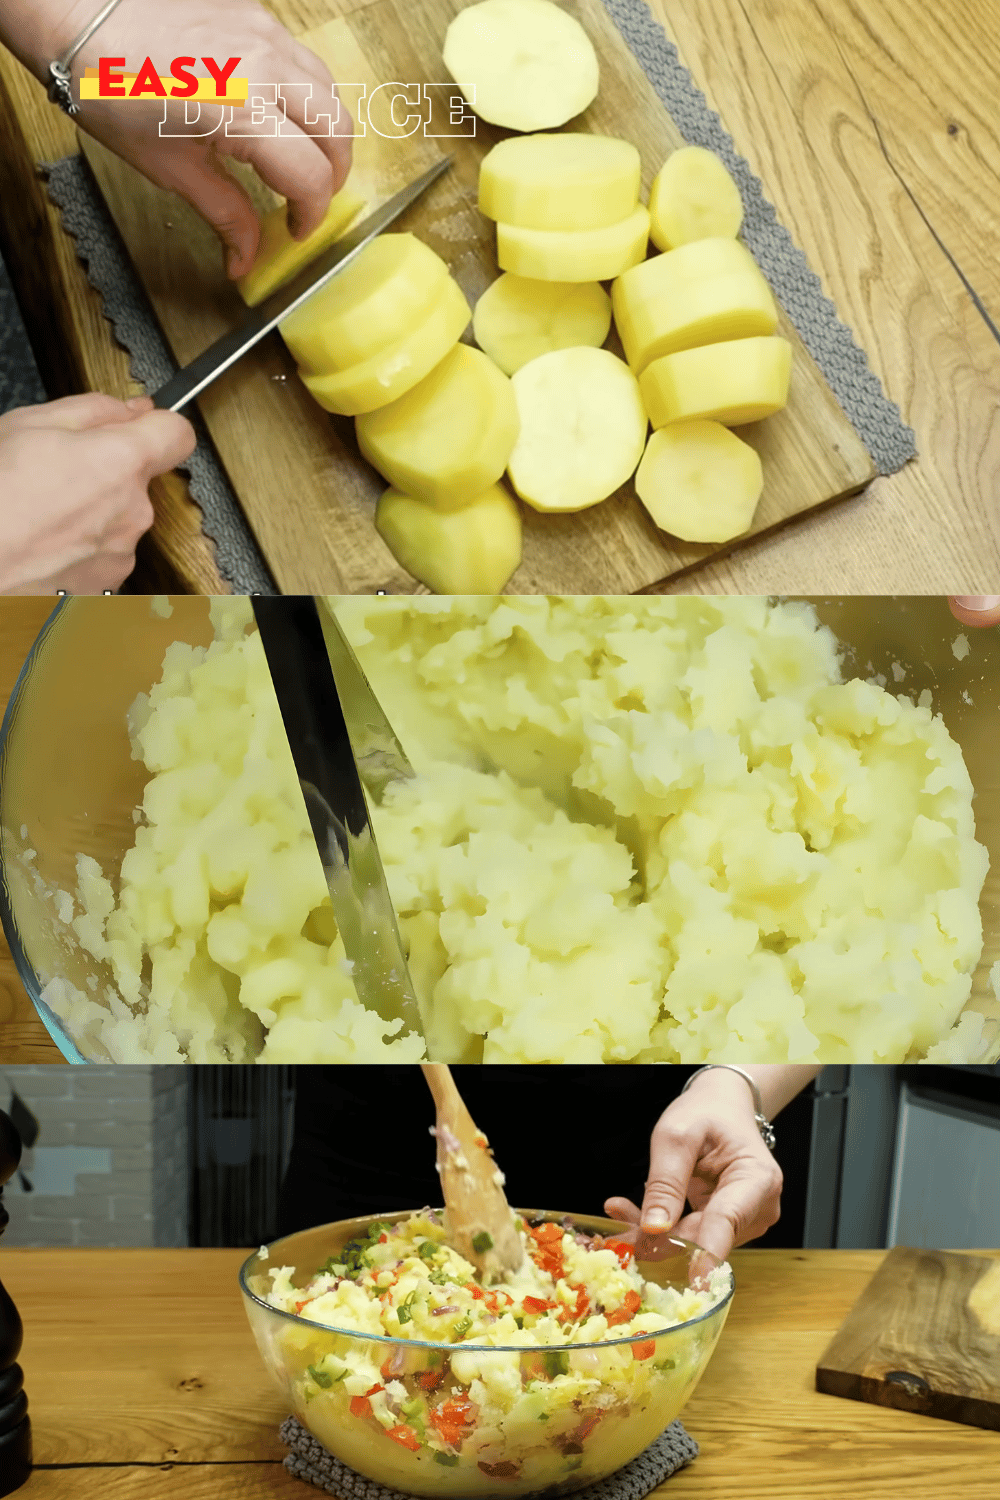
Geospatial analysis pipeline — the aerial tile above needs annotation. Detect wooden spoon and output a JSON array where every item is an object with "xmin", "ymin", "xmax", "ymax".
[{"xmin": 421, "ymin": 1064, "xmax": 524, "ymax": 1283}]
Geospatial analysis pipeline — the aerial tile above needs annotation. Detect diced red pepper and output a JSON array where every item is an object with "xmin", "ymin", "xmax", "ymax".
[
  {"xmin": 417, "ymin": 1368, "xmax": 444, "ymax": 1391},
  {"xmin": 632, "ymin": 1340, "xmax": 656, "ymax": 1361},
  {"xmin": 366, "ymin": 1384, "xmax": 385, "ymax": 1397},
  {"xmin": 557, "ymin": 1286, "xmax": 590, "ymax": 1323},
  {"xmin": 574, "ymin": 1412, "xmax": 604, "ymax": 1443},
  {"xmin": 523, "ymin": 1296, "xmax": 557, "ymax": 1315},
  {"xmin": 294, "ymin": 1299, "xmax": 309, "ymax": 1314},
  {"xmin": 606, "ymin": 1289, "xmax": 642, "ymax": 1327},
  {"xmin": 479, "ymin": 1461, "xmax": 520, "ymax": 1479},
  {"xmin": 350, "ymin": 1396, "xmax": 372, "ymax": 1419},
  {"xmin": 603, "ymin": 1238, "xmax": 635, "ymax": 1269},
  {"xmin": 430, "ymin": 1396, "xmax": 477, "ymax": 1441},
  {"xmin": 465, "ymin": 1283, "xmax": 485, "ymax": 1301},
  {"xmin": 380, "ymin": 1354, "xmax": 397, "ymax": 1381},
  {"xmin": 378, "ymin": 1234, "xmax": 388, "ymax": 1244},
  {"xmin": 386, "ymin": 1425, "xmax": 421, "ymax": 1452},
  {"xmin": 485, "ymin": 1290, "xmax": 513, "ymax": 1316}
]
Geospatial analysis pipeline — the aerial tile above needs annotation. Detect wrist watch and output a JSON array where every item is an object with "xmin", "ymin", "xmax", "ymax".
[{"xmin": 680, "ymin": 1065, "xmax": 777, "ymax": 1152}]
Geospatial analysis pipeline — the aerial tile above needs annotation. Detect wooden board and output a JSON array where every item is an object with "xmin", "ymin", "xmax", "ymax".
[
  {"xmin": 816, "ymin": 1246, "xmax": 1000, "ymax": 1431},
  {"xmin": 79, "ymin": 0, "xmax": 875, "ymax": 594}
]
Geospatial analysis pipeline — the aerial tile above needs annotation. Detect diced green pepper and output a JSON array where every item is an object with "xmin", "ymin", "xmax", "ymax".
[
  {"xmin": 471, "ymin": 1232, "xmax": 494, "ymax": 1254},
  {"xmin": 435, "ymin": 1452, "xmax": 460, "ymax": 1467}
]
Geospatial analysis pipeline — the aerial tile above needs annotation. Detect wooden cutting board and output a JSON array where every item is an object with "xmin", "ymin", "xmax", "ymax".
[
  {"xmin": 79, "ymin": 0, "xmax": 875, "ymax": 593},
  {"xmin": 816, "ymin": 1247, "xmax": 1000, "ymax": 1431}
]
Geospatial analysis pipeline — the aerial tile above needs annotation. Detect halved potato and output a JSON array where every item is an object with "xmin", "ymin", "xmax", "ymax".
[
  {"xmin": 301, "ymin": 279, "xmax": 470, "ymax": 416},
  {"xmin": 613, "ymin": 238, "xmax": 778, "ymax": 372},
  {"xmin": 443, "ymin": 0, "xmax": 599, "ymax": 132},
  {"xmin": 474, "ymin": 274, "xmax": 612, "ymax": 375},
  {"xmin": 497, "ymin": 207, "xmax": 650, "ymax": 283},
  {"xmin": 634, "ymin": 420, "xmax": 763, "ymax": 542},
  {"xmin": 356, "ymin": 344, "xmax": 520, "ymax": 509},
  {"xmin": 479, "ymin": 134, "xmax": 641, "ymax": 230},
  {"xmin": 507, "ymin": 347, "xmax": 647, "ymax": 512},
  {"xmin": 648, "ymin": 147, "xmax": 743, "ymax": 252},
  {"xmin": 640, "ymin": 336, "xmax": 793, "ymax": 428},
  {"xmin": 280, "ymin": 234, "xmax": 451, "ymax": 376},
  {"xmin": 236, "ymin": 186, "xmax": 366, "ymax": 307},
  {"xmin": 376, "ymin": 483, "xmax": 523, "ymax": 593}
]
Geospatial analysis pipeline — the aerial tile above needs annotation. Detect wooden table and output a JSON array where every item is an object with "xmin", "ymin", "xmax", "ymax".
[
  {"xmin": 1, "ymin": 0, "xmax": 998, "ymax": 593},
  {"xmin": 3, "ymin": 1246, "xmax": 997, "ymax": 1497}
]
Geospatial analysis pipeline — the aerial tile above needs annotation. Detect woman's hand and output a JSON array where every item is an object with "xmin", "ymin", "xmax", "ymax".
[
  {"xmin": 605, "ymin": 1066, "xmax": 817, "ymax": 1263},
  {"xmin": 0, "ymin": 393, "xmax": 195, "ymax": 593},
  {"xmin": 4, "ymin": 0, "xmax": 353, "ymax": 277},
  {"xmin": 949, "ymin": 597, "xmax": 1000, "ymax": 628}
]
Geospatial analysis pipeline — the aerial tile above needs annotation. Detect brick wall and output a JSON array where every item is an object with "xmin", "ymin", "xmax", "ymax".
[{"xmin": 1, "ymin": 1066, "xmax": 188, "ymax": 1247}]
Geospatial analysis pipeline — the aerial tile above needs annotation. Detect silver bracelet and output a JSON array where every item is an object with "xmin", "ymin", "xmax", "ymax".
[
  {"xmin": 47, "ymin": 0, "xmax": 127, "ymax": 116},
  {"xmin": 681, "ymin": 1065, "xmax": 777, "ymax": 1152}
]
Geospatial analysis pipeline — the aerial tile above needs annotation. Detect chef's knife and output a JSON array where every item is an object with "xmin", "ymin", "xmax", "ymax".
[
  {"xmin": 251, "ymin": 596, "xmax": 423, "ymax": 1042},
  {"xmin": 152, "ymin": 157, "xmax": 452, "ymax": 412}
]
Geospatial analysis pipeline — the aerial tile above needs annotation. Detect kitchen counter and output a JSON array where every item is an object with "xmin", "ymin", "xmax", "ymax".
[
  {"xmin": 2, "ymin": 1246, "xmax": 998, "ymax": 1498},
  {"xmin": 1, "ymin": 0, "xmax": 998, "ymax": 593}
]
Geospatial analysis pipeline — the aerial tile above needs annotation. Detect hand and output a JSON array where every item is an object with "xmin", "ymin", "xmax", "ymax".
[
  {"xmin": 949, "ymin": 597, "xmax": 1000, "ymax": 628},
  {"xmin": 0, "ymin": 394, "xmax": 195, "ymax": 593},
  {"xmin": 604, "ymin": 1068, "xmax": 785, "ymax": 1264},
  {"xmin": 11, "ymin": 0, "xmax": 353, "ymax": 277}
]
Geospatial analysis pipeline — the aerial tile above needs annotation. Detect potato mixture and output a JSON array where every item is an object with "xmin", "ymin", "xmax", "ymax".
[
  {"xmin": 40, "ymin": 596, "xmax": 990, "ymax": 1064},
  {"xmin": 252, "ymin": 1211, "xmax": 730, "ymax": 1494}
]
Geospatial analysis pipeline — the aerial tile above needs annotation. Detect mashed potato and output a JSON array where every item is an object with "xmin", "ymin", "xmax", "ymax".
[
  {"xmin": 248, "ymin": 1211, "xmax": 731, "ymax": 1497},
  {"xmin": 36, "ymin": 595, "xmax": 991, "ymax": 1063}
]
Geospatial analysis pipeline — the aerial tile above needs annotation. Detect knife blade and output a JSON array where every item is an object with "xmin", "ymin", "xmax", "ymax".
[
  {"xmin": 251, "ymin": 596, "xmax": 423, "ymax": 1043},
  {"xmin": 316, "ymin": 603, "xmax": 414, "ymax": 804},
  {"xmin": 152, "ymin": 157, "xmax": 452, "ymax": 413}
]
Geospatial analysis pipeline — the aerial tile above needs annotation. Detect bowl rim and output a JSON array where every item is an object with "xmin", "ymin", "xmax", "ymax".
[
  {"xmin": 0, "ymin": 598, "xmax": 87, "ymax": 1064},
  {"xmin": 238, "ymin": 1208, "xmax": 735, "ymax": 1353}
]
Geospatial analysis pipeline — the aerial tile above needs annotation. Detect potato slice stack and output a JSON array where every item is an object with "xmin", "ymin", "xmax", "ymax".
[
  {"xmin": 479, "ymin": 134, "xmax": 649, "ymax": 282},
  {"xmin": 266, "ymin": 225, "xmax": 524, "ymax": 594}
]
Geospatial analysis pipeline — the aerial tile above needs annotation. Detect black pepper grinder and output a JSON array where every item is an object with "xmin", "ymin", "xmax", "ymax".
[{"xmin": 0, "ymin": 1112, "xmax": 31, "ymax": 1495}]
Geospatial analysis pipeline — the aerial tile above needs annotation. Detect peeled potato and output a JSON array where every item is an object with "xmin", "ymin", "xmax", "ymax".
[
  {"xmin": 613, "ymin": 238, "xmax": 778, "ymax": 372},
  {"xmin": 356, "ymin": 344, "xmax": 520, "ymax": 509},
  {"xmin": 648, "ymin": 147, "xmax": 743, "ymax": 252},
  {"xmin": 236, "ymin": 186, "xmax": 366, "ymax": 307},
  {"xmin": 634, "ymin": 420, "xmax": 763, "ymax": 542},
  {"xmin": 497, "ymin": 207, "xmax": 650, "ymax": 283},
  {"xmin": 376, "ymin": 483, "xmax": 523, "ymax": 593},
  {"xmin": 474, "ymin": 275, "xmax": 612, "ymax": 376},
  {"xmin": 479, "ymin": 134, "xmax": 641, "ymax": 231},
  {"xmin": 640, "ymin": 336, "xmax": 793, "ymax": 428},
  {"xmin": 280, "ymin": 234, "xmax": 451, "ymax": 376},
  {"xmin": 507, "ymin": 347, "xmax": 647, "ymax": 512},
  {"xmin": 301, "ymin": 278, "xmax": 470, "ymax": 416},
  {"xmin": 443, "ymin": 0, "xmax": 599, "ymax": 132}
]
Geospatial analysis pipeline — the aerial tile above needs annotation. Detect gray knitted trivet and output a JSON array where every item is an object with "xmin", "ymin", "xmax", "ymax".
[
  {"xmin": 41, "ymin": 155, "xmax": 276, "ymax": 595},
  {"xmin": 279, "ymin": 1414, "xmax": 699, "ymax": 1499},
  {"xmin": 39, "ymin": 0, "xmax": 915, "ymax": 591}
]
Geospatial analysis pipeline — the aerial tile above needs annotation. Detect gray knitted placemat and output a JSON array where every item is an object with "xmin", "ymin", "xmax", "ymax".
[
  {"xmin": 280, "ymin": 1414, "xmax": 699, "ymax": 1499},
  {"xmin": 41, "ymin": 0, "xmax": 915, "ymax": 591}
]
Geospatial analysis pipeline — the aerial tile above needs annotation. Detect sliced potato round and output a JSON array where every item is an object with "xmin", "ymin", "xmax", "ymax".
[
  {"xmin": 280, "ymin": 234, "xmax": 451, "ymax": 375},
  {"xmin": 376, "ymin": 483, "xmax": 523, "ymax": 593},
  {"xmin": 648, "ymin": 147, "xmax": 743, "ymax": 252},
  {"xmin": 612, "ymin": 238, "xmax": 778, "ymax": 372},
  {"xmin": 474, "ymin": 274, "xmax": 612, "ymax": 375},
  {"xmin": 497, "ymin": 207, "xmax": 650, "ymax": 283},
  {"xmin": 443, "ymin": 0, "xmax": 599, "ymax": 132},
  {"xmin": 479, "ymin": 134, "xmax": 641, "ymax": 230},
  {"xmin": 640, "ymin": 336, "xmax": 793, "ymax": 428},
  {"xmin": 634, "ymin": 420, "xmax": 763, "ymax": 542},
  {"xmin": 301, "ymin": 279, "xmax": 470, "ymax": 416},
  {"xmin": 507, "ymin": 347, "xmax": 647, "ymax": 512},
  {"xmin": 356, "ymin": 343, "xmax": 520, "ymax": 509},
  {"xmin": 237, "ymin": 186, "xmax": 366, "ymax": 307}
]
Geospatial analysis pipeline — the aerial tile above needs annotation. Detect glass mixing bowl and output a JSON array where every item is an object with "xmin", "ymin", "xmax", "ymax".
[
  {"xmin": 2, "ymin": 596, "xmax": 998, "ymax": 1062},
  {"xmin": 239, "ymin": 1210, "xmax": 734, "ymax": 1498}
]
